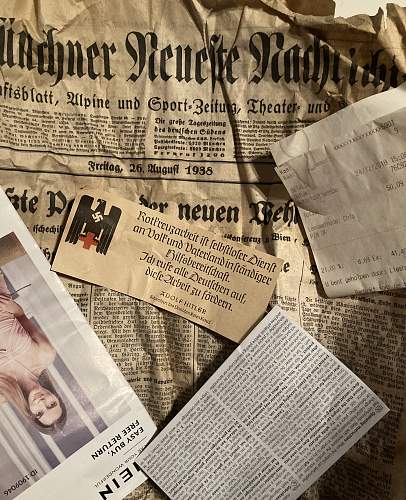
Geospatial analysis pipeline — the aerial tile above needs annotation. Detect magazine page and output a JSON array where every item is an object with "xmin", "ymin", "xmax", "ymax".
[{"xmin": 0, "ymin": 188, "xmax": 156, "ymax": 500}]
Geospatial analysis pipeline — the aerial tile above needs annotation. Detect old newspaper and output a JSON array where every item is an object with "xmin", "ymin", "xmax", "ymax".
[{"xmin": 0, "ymin": 0, "xmax": 406, "ymax": 498}]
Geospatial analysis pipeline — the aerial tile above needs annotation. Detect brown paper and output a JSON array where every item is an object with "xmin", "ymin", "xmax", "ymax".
[
  {"xmin": 2, "ymin": 1, "xmax": 406, "ymax": 498},
  {"xmin": 52, "ymin": 190, "xmax": 283, "ymax": 342}
]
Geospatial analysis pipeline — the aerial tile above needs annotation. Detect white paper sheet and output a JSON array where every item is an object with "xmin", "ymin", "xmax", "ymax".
[
  {"xmin": 137, "ymin": 307, "xmax": 388, "ymax": 500},
  {"xmin": 271, "ymin": 83, "xmax": 406, "ymax": 165}
]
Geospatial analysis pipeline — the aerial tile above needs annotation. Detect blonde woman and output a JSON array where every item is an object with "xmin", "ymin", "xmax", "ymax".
[{"xmin": 0, "ymin": 272, "xmax": 66, "ymax": 434}]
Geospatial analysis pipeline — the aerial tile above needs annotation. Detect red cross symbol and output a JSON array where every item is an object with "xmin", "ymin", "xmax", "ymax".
[{"xmin": 79, "ymin": 232, "xmax": 98, "ymax": 250}]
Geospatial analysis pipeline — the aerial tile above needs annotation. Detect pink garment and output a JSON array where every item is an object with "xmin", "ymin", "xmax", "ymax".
[{"xmin": 0, "ymin": 272, "xmax": 31, "ymax": 368}]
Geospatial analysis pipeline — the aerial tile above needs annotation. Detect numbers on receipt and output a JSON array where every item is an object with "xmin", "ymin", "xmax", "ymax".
[
  {"xmin": 353, "ymin": 255, "xmax": 383, "ymax": 265},
  {"xmin": 320, "ymin": 263, "xmax": 343, "ymax": 274}
]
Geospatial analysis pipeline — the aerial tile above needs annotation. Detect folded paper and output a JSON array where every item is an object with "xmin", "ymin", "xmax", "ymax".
[{"xmin": 271, "ymin": 89, "xmax": 406, "ymax": 297}]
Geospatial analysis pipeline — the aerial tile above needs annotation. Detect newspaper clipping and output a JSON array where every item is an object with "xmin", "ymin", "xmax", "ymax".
[
  {"xmin": 52, "ymin": 189, "xmax": 283, "ymax": 342},
  {"xmin": 0, "ymin": 0, "xmax": 406, "ymax": 498}
]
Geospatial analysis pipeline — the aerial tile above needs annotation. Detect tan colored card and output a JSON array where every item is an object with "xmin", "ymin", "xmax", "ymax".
[{"xmin": 52, "ymin": 190, "xmax": 283, "ymax": 342}]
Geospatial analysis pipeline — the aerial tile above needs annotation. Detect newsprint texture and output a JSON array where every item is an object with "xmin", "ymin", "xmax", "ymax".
[{"xmin": 0, "ymin": 1, "xmax": 406, "ymax": 499}]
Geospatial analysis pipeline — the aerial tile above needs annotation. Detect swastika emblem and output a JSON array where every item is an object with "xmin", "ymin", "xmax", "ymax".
[
  {"xmin": 65, "ymin": 196, "xmax": 121, "ymax": 255},
  {"xmin": 92, "ymin": 211, "xmax": 104, "ymax": 223}
]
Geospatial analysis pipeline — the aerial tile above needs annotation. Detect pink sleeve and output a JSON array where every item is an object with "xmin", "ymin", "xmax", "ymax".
[{"xmin": 0, "ymin": 271, "xmax": 12, "ymax": 300}]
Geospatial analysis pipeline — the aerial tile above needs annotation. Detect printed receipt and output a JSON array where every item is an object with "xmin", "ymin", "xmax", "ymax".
[
  {"xmin": 273, "ymin": 104, "xmax": 406, "ymax": 297},
  {"xmin": 52, "ymin": 190, "xmax": 283, "ymax": 342},
  {"xmin": 271, "ymin": 82, "xmax": 406, "ymax": 166}
]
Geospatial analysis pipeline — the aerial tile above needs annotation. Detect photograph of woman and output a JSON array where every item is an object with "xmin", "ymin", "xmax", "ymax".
[
  {"xmin": 0, "ymin": 231, "xmax": 131, "ymax": 476},
  {"xmin": 0, "ymin": 232, "xmax": 123, "ymax": 498},
  {"xmin": 0, "ymin": 271, "xmax": 67, "ymax": 434}
]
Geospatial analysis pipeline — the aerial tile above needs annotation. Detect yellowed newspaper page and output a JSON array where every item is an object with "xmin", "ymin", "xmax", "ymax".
[{"xmin": 0, "ymin": 1, "xmax": 405, "ymax": 499}]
